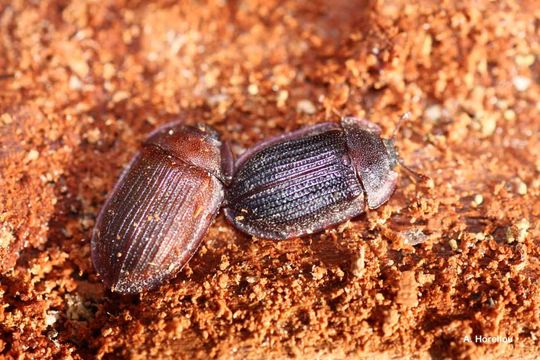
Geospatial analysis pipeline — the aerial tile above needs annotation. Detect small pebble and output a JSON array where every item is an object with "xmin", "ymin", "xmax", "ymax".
[
  {"xmin": 401, "ymin": 228, "xmax": 428, "ymax": 246},
  {"xmin": 69, "ymin": 75, "xmax": 82, "ymax": 90},
  {"xmin": 312, "ymin": 265, "xmax": 327, "ymax": 280},
  {"xmin": 296, "ymin": 99, "xmax": 316, "ymax": 114},
  {"xmin": 516, "ymin": 180, "xmax": 528, "ymax": 195},
  {"xmin": 103, "ymin": 63, "xmax": 115, "ymax": 80},
  {"xmin": 276, "ymin": 90, "xmax": 288, "ymax": 107},
  {"xmin": 425, "ymin": 105, "xmax": 443, "ymax": 121},
  {"xmin": 352, "ymin": 246, "xmax": 365, "ymax": 277},
  {"xmin": 503, "ymin": 109, "xmax": 516, "ymax": 121},
  {"xmin": 513, "ymin": 75, "xmax": 531, "ymax": 92},
  {"xmin": 218, "ymin": 274, "xmax": 229, "ymax": 289},
  {"xmin": 480, "ymin": 114, "xmax": 497, "ymax": 136},
  {"xmin": 247, "ymin": 84, "xmax": 259, "ymax": 95},
  {"xmin": 219, "ymin": 256, "xmax": 229, "ymax": 271},
  {"xmin": 87, "ymin": 128, "xmax": 101, "ymax": 144},
  {"xmin": 516, "ymin": 219, "xmax": 530, "ymax": 242},
  {"xmin": 26, "ymin": 149, "xmax": 40, "ymax": 162},
  {"xmin": 112, "ymin": 91, "xmax": 129, "ymax": 103},
  {"xmin": 507, "ymin": 219, "xmax": 530, "ymax": 243},
  {"xmin": 44, "ymin": 311, "xmax": 59, "ymax": 327},
  {"xmin": 1, "ymin": 113, "xmax": 13, "ymax": 125},
  {"xmin": 0, "ymin": 225, "xmax": 15, "ymax": 249},
  {"xmin": 472, "ymin": 194, "xmax": 483, "ymax": 207},
  {"xmin": 515, "ymin": 54, "xmax": 535, "ymax": 67}
]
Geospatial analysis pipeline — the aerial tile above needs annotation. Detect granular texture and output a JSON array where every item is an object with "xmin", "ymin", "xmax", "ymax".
[{"xmin": 1, "ymin": 0, "xmax": 539, "ymax": 359}]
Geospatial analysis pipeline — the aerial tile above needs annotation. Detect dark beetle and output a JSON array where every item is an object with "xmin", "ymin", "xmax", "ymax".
[
  {"xmin": 224, "ymin": 117, "xmax": 409, "ymax": 240},
  {"xmin": 91, "ymin": 122, "xmax": 232, "ymax": 294}
]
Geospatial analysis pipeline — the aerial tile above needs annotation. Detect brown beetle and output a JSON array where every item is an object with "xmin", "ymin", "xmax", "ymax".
[
  {"xmin": 224, "ymin": 115, "xmax": 426, "ymax": 240},
  {"xmin": 91, "ymin": 122, "xmax": 232, "ymax": 294}
]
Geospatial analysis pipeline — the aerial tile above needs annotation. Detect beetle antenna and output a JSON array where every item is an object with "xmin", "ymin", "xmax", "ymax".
[
  {"xmin": 391, "ymin": 112, "xmax": 430, "ymax": 183},
  {"xmin": 331, "ymin": 107, "xmax": 343, "ymax": 119},
  {"xmin": 391, "ymin": 111, "xmax": 411, "ymax": 142},
  {"xmin": 398, "ymin": 158, "xmax": 430, "ymax": 183}
]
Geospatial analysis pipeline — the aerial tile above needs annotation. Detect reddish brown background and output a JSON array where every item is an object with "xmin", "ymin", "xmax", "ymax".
[{"xmin": 1, "ymin": 0, "xmax": 539, "ymax": 358}]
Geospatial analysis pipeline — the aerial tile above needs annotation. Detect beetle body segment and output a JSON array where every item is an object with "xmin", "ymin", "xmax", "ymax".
[
  {"xmin": 224, "ymin": 118, "xmax": 398, "ymax": 240},
  {"xmin": 341, "ymin": 117, "xmax": 399, "ymax": 209},
  {"xmin": 91, "ymin": 123, "xmax": 230, "ymax": 294},
  {"xmin": 224, "ymin": 122, "xmax": 365, "ymax": 239}
]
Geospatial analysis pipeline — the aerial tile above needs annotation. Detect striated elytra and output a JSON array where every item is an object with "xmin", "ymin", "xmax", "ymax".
[
  {"xmin": 92, "ymin": 116, "xmax": 421, "ymax": 293},
  {"xmin": 223, "ymin": 117, "xmax": 403, "ymax": 240},
  {"xmin": 91, "ymin": 122, "xmax": 232, "ymax": 294}
]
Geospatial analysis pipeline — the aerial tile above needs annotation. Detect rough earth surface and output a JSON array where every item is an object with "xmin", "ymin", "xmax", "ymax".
[{"xmin": 0, "ymin": 0, "xmax": 539, "ymax": 359}]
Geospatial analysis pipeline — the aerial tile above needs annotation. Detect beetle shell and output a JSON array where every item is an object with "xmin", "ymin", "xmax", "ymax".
[
  {"xmin": 341, "ymin": 117, "xmax": 398, "ymax": 209},
  {"xmin": 224, "ymin": 117, "xmax": 398, "ymax": 240},
  {"xmin": 91, "ymin": 122, "xmax": 231, "ymax": 294}
]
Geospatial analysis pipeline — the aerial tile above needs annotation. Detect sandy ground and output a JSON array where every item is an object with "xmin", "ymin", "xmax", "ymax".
[{"xmin": 1, "ymin": 0, "xmax": 539, "ymax": 358}]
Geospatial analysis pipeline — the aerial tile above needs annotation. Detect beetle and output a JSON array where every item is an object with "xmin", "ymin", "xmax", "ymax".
[
  {"xmin": 91, "ymin": 122, "xmax": 232, "ymax": 294},
  {"xmin": 223, "ymin": 115, "xmax": 423, "ymax": 240}
]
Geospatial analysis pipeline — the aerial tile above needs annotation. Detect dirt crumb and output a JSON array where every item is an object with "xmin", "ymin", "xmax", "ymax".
[{"xmin": 397, "ymin": 271, "xmax": 418, "ymax": 308}]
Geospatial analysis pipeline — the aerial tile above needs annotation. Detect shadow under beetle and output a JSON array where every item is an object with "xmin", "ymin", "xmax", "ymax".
[{"xmin": 91, "ymin": 116, "xmax": 424, "ymax": 293}]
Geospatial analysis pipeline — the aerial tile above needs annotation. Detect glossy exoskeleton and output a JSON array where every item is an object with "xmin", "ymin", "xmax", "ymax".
[
  {"xmin": 223, "ymin": 117, "xmax": 401, "ymax": 240},
  {"xmin": 91, "ymin": 122, "xmax": 232, "ymax": 294}
]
